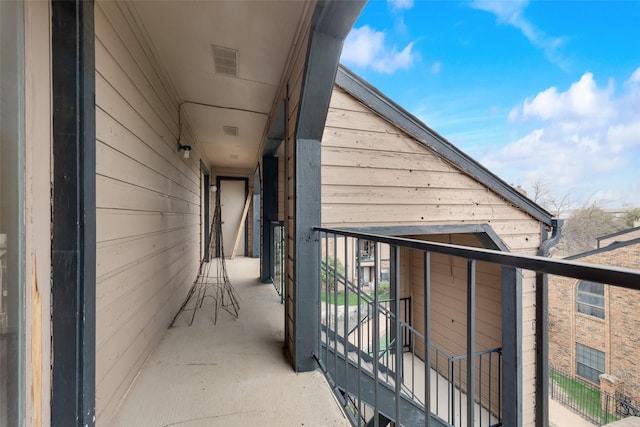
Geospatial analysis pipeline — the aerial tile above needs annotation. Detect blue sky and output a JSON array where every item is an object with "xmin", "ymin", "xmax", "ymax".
[{"xmin": 340, "ymin": 0, "xmax": 640, "ymax": 210}]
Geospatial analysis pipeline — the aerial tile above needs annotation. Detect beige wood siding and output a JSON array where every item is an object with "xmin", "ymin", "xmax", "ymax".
[
  {"xmin": 95, "ymin": 2, "xmax": 204, "ymax": 424},
  {"xmin": 322, "ymin": 86, "xmax": 544, "ymax": 426}
]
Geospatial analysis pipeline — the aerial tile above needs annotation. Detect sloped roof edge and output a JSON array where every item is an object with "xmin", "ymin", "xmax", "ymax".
[
  {"xmin": 597, "ymin": 225, "xmax": 640, "ymax": 242},
  {"xmin": 334, "ymin": 65, "xmax": 553, "ymax": 226},
  {"xmin": 565, "ymin": 237, "xmax": 640, "ymax": 261}
]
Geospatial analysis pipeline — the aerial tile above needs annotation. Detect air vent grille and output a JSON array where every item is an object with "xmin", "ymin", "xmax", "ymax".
[
  {"xmin": 212, "ymin": 45, "xmax": 238, "ymax": 76},
  {"xmin": 230, "ymin": 154, "xmax": 239, "ymax": 160},
  {"xmin": 223, "ymin": 125, "xmax": 239, "ymax": 136}
]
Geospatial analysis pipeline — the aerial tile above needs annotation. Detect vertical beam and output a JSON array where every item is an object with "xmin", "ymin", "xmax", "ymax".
[
  {"xmin": 502, "ymin": 267, "xmax": 523, "ymax": 427},
  {"xmin": 261, "ymin": 156, "xmax": 278, "ymax": 282},
  {"xmin": 467, "ymin": 260, "xmax": 476, "ymax": 427},
  {"xmin": 291, "ymin": 0, "xmax": 366, "ymax": 372},
  {"xmin": 536, "ymin": 272, "xmax": 549, "ymax": 427},
  {"xmin": 393, "ymin": 246, "xmax": 402, "ymax": 425},
  {"xmin": 424, "ymin": 252, "xmax": 432, "ymax": 426},
  {"xmin": 252, "ymin": 167, "xmax": 260, "ymax": 258},
  {"xmin": 293, "ymin": 137, "xmax": 321, "ymax": 371},
  {"xmin": 51, "ymin": 1, "xmax": 96, "ymax": 426}
]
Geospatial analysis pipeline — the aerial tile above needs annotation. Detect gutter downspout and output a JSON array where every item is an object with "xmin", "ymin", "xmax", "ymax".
[
  {"xmin": 538, "ymin": 218, "xmax": 563, "ymax": 256},
  {"xmin": 535, "ymin": 217, "xmax": 562, "ymax": 427}
]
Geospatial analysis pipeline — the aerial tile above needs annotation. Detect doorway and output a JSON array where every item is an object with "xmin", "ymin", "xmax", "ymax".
[{"xmin": 217, "ymin": 177, "xmax": 248, "ymax": 258}]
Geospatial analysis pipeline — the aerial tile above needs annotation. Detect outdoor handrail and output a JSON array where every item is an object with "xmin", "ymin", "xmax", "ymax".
[{"xmin": 314, "ymin": 227, "xmax": 640, "ymax": 289}]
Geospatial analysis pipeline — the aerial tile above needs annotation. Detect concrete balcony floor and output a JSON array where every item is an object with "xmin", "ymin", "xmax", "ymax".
[{"xmin": 111, "ymin": 257, "xmax": 349, "ymax": 427}]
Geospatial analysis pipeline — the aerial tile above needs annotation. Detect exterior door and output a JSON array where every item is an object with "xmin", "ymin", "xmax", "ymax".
[{"xmin": 219, "ymin": 179, "xmax": 246, "ymax": 257}]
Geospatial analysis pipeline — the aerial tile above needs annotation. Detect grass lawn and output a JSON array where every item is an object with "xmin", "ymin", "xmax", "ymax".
[
  {"xmin": 321, "ymin": 292, "xmax": 362, "ymax": 306},
  {"xmin": 551, "ymin": 369, "xmax": 619, "ymax": 423}
]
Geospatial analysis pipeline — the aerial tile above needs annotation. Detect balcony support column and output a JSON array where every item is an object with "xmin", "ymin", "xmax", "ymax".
[
  {"xmin": 502, "ymin": 267, "xmax": 523, "ymax": 427},
  {"xmin": 536, "ymin": 272, "xmax": 549, "ymax": 427},
  {"xmin": 261, "ymin": 155, "xmax": 278, "ymax": 282},
  {"xmin": 289, "ymin": 0, "xmax": 366, "ymax": 372},
  {"xmin": 51, "ymin": 0, "xmax": 96, "ymax": 425}
]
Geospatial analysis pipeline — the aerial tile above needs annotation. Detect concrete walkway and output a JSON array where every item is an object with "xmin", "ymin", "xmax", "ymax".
[
  {"xmin": 111, "ymin": 257, "xmax": 349, "ymax": 427},
  {"xmin": 549, "ymin": 398, "xmax": 597, "ymax": 427}
]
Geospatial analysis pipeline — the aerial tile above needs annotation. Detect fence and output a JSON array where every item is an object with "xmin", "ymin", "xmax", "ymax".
[{"xmin": 550, "ymin": 365, "xmax": 640, "ymax": 425}]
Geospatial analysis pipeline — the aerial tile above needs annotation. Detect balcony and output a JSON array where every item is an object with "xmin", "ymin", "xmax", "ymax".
[{"xmin": 110, "ymin": 257, "xmax": 349, "ymax": 427}]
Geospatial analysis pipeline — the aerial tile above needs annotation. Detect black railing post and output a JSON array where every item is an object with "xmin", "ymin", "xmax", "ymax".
[
  {"xmin": 536, "ymin": 272, "xmax": 549, "ymax": 427},
  {"xmin": 467, "ymin": 260, "xmax": 476, "ymax": 427},
  {"xmin": 424, "ymin": 252, "xmax": 432, "ymax": 426},
  {"xmin": 392, "ymin": 245, "xmax": 402, "ymax": 424},
  {"xmin": 451, "ymin": 359, "xmax": 456, "ymax": 425},
  {"xmin": 373, "ymin": 242, "xmax": 380, "ymax": 427}
]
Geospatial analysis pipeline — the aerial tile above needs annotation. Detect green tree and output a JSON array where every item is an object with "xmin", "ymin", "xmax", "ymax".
[
  {"xmin": 321, "ymin": 256, "xmax": 345, "ymax": 291},
  {"xmin": 558, "ymin": 205, "xmax": 625, "ymax": 256},
  {"xmin": 622, "ymin": 207, "xmax": 640, "ymax": 228}
]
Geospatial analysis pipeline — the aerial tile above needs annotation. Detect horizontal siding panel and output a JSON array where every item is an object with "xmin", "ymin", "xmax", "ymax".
[
  {"xmin": 97, "ymin": 141, "xmax": 199, "ymax": 204},
  {"xmin": 96, "ymin": 260, "xmax": 192, "ymax": 385},
  {"xmin": 322, "ymin": 203, "xmax": 535, "ymax": 224},
  {"xmin": 96, "ymin": 109, "xmax": 197, "ymax": 197},
  {"xmin": 322, "ymin": 186, "xmax": 507, "ymax": 206},
  {"xmin": 96, "ymin": 2, "xmax": 178, "ymax": 133},
  {"xmin": 328, "ymin": 88, "xmax": 372, "ymax": 113},
  {"xmin": 96, "ymin": 226, "xmax": 197, "ymax": 279},
  {"xmin": 325, "ymin": 109, "xmax": 404, "ymax": 134},
  {"xmin": 96, "ymin": 239, "xmax": 195, "ymax": 346},
  {"xmin": 95, "ymin": 39, "xmax": 176, "ymax": 149},
  {"xmin": 323, "ymin": 127, "xmax": 426, "ymax": 154},
  {"xmin": 96, "ymin": 74, "xmax": 198, "ymax": 186},
  {"xmin": 96, "ymin": 231, "xmax": 195, "ymax": 308},
  {"xmin": 97, "ymin": 209, "xmax": 199, "ymax": 243},
  {"xmin": 322, "ymin": 165, "xmax": 492, "ymax": 190},
  {"xmin": 322, "ymin": 146, "xmax": 454, "ymax": 172},
  {"xmin": 97, "ymin": 175, "xmax": 199, "ymax": 214},
  {"xmin": 96, "ymin": 265, "xmax": 193, "ymax": 420}
]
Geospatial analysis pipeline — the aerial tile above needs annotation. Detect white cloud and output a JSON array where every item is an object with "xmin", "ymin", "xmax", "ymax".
[
  {"xmin": 469, "ymin": 0, "xmax": 568, "ymax": 69},
  {"xmin": 341, "ymin": 26, "xmax": 416, "ymax": 74},
  {"xmin": 388, "ymin": 0, "xmax": 414, "ymax": 10},
  {"xmin": 481, "ymin": 69, "xmax": 640, "ymax": 208},
  {"xmin": 510, "ymin": 72, "xmax": 615, "ymax": 124},
  {"xmin": 628, "ymin": 67, "xmax": 640, "ymax": 85},
  {"xmin": 431, "ymin": 61, "xmax": 442, "ymax": 75}
]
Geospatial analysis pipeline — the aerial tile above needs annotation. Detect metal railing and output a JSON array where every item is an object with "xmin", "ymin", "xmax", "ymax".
[
  {"xmin": 550, "ymin": 365, "xmax": 640, "ymax": 425},
  {"xmin": 314, "ymin": 227, "xmax": 640, "ymax": 427},
  {"xmin": 272, "ymin": 221, "xmax": 285, "ymax": 304}
]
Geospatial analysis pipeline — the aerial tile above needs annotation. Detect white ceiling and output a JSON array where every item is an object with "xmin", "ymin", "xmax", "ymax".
[{"xmin": 131, "ymin": 1, "xmax": 309, "ymax": 172}]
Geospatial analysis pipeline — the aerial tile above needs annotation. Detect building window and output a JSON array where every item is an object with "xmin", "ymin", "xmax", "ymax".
[
  {"xmin": 577, "ymin": 280, "xmax": 605, "ymax": 319},
  {"xmin": 576, "ymin": 343, "xmax": 605, "ymax": 384},
  {"xmin": 359, "ymin": 240, "xmax": 374, "ymax": 260}
]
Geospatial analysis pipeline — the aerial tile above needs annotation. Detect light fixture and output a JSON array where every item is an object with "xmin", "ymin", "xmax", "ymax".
[{"xmin": 178, "ymin": 143, "xmax": 192, "ymax": 158}]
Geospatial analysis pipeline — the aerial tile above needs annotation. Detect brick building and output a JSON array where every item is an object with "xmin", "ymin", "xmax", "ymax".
[{"xmin": 549, "ymin": 231, "xmax": 640, "ymax": 399}]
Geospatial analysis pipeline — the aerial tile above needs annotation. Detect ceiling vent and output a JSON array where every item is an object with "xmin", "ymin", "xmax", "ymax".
[
  {"xmin": 223, "ymin": 125, "xmax": 239, "ymax": 137},
  {"xmin": 212, "ymin": 45, "xmax": 238, "ymax": 77},
  {"xmin": 230, "ymin": 154, "xmax": 239, "ymax": 160}
]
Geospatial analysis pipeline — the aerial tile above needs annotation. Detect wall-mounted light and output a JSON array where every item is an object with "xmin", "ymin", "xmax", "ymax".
[{"xmin": 178, "ymin": 143, "xmax": 192, "ymax": 158}]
